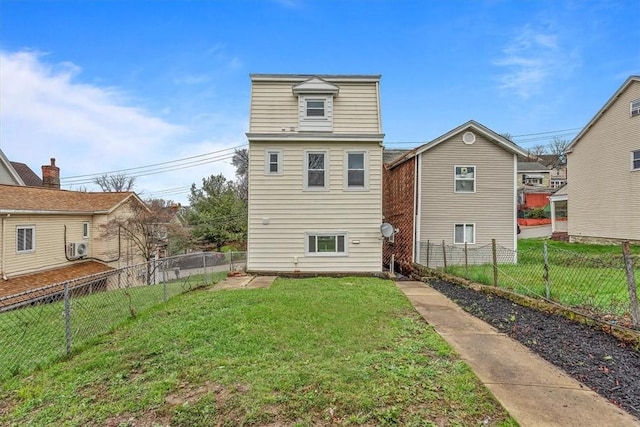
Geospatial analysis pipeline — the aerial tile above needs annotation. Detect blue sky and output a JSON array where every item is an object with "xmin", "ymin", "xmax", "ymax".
[{"xmin": 1, "ymin": 0, "xmax": 638, "ymax": 204}]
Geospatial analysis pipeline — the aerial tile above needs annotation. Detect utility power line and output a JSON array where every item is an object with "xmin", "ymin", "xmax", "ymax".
[{"xmin": 61, "ymin": 144, "xmax": 247, "ymax": 184}]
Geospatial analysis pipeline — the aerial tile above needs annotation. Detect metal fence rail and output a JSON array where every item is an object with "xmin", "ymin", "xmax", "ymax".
[
  {"xmin": 417, "ymin": 240, "xmax": 639, "ymax": 330},
  {"xmin": 0, "ymin": 251, "xmax": 246, "ymax": 381}
]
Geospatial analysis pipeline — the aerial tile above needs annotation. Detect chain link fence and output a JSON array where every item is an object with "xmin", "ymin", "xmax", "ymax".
[
  {"xmin": 0, "ymin": 251, "xmax": 246, "ymax": 381},
  {"xmin": 416, "ymin": 240, "xmax": 639, "ymax": 330}
]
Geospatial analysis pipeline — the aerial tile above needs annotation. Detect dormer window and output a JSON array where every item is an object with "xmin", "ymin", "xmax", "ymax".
[
  {"xmin": 306, "ymin": 99, "xmax": 325, "ymax": 117},
  {"xmin": 292, "ymin": 77, "xmax": 339, "ymax": 132}
]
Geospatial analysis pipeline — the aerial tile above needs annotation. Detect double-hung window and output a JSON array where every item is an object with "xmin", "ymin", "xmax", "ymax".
[
  {"xmin": 454, "ymin": 224, "xmax": 475, "ymax": 244},
  {"xmin": 631, "ymin": 99, "xmax": 640, "ymax": 117},
  {"xmin": 265, "ymin": 149, "xmax": 282, "ymax": 175},
  {"xmin": 17, "ymin": 226, "xmax": 35, "ymax": 253},
  {"xmin": 305, "ymin": 151, "xmax": 327, "ymax": 189},
  {"xmin": 455, "ymin": 166, "xmax": 475, "ymax": 193},
  {"xmin": 306, "ymin": 233, "xmax": 347, "ymax": 255},
  {"xmin": 632, "ymin": 150, "xmax": 640, "ymax": 171},
  {"xmin": 306, "ymin": 99, "xmax": 325, "ymax": 117},
  {"xmin": 345, "ymin": 151, "xmax": 366, "ymax": 189}
]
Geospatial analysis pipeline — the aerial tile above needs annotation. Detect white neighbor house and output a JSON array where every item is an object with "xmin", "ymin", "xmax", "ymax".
[{"xmin": 246, "ymin": 74, "xmax": 385, "ymax": 274}]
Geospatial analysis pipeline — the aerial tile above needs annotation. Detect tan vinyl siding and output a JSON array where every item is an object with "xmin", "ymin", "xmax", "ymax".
[
  {"xmin": 3, "ymin": 215, "xmax": 92, "ymax": 277},
  {"xmin": 418, "ymin": 133, "xmax": 516, "ymax": 252},
  {"xmin": 249, "ymin": 81, "xmax": 380, "ymax": 134},
  {"xmin": 248, "ymin": 141, "xmax": 383, "ymax": 272},
  {"xmin": 1, "ymin": 209, "xmax": 143, "ymax": 278},
  {"xmin": 567, "ymin": 81, "xmax": 640, "ymax": 241}
]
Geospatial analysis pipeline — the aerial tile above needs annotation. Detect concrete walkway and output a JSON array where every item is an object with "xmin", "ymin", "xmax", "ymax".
[
  {"xmin": 396, "ymin": 280, "xmax": 640, "ymax": 427},
  {"xmin": 212, "ymin": 275, "xmax": 277, "ymax": 290}
]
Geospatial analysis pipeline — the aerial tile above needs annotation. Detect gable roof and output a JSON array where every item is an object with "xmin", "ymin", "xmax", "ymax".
[
  {"xmin": 518, "ymin": 162, "xmax": 551, "ymax": 172},
  {"xmin": 0, "ymin": 149, "xmax": 24, "ymax": 185},
  {"xmin": 387, "ymin": 120, "xmax": 529, "ymax": 168},
  {"xmin": 10, "ymin": 162, "xmax": 42, "ymax": 186},
  {"xmin": 292, "ymin": 76, "xmax": 340, "ymax": 95},
  {"xmin": 566, "ymin": 76, "xmax": 640, "ymax": 153},
  {"xmin": 0, "ymin": 184, "xmax": 148, "ymax": 214}
]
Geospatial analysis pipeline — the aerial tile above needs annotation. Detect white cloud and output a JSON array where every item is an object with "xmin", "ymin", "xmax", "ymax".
[
  {"xmin": 494, "ymin": 25, "xmax": 575, "ymax": 99},
  {"xmin": 0, "ymin": 50, "xmax": 247, "ymax": 204}
]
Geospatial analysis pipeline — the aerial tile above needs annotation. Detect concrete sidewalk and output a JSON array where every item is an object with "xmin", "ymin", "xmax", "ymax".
[{"xmin": 396, "ymin": 280, "xmax": 640, "ymax": 427}]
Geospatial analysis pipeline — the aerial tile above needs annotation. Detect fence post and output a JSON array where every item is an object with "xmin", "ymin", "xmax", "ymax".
[
  {"xmin": 464, "ymin": 242, "xmax": 468, "ymax": 278},
  {"xmin": 622, "ymin": 241, "xmax": 639, "ymax": 328},
  {"xmin": 203, "ymin": 253, "xmax": 208, "ymax": 284},
  {"xmin": 426, "ymin": 240, "xmax": 430, "ymax": 268},
  {"xmin": 442, "ymin": 240, "xmax": 447, "ymax": 271},
  {"xmin": 492, "ymin": 239, "xmax": 498, "ymax": 287},
  {"xmin": 64, "ymin": 282, "xmax": 72, "ymax": 355},
  {"xmin": 543, "ymin": 240, "xmax": 550, "ymax": 299}
]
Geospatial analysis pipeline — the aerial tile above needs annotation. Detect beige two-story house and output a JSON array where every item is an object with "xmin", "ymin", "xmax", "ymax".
[
  {"xmin": 383, "ymin": 121, "xmax": 529, "ymax": 273},
  {"xmin": 563, "ymin": 75, "xmax": 640, "ymax": 243},
  {"xmin": 246, "ymin": 74, "xmax": 384, "ymax": 274}
]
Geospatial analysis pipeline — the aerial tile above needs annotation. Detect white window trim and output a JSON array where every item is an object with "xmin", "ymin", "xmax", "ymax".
[
  {"xmin": 631, "ymin": 99, "xmax": 640, "ymax": 117},
  {"xmin": 305, "ymin": 232, "xmax": 348, "ymax": 256},
  {"xmin": 298, "ymin": 95, "xmax": 333, "ymax": 132},
  {"xmin": 632, "ymin": 150, "xmax": 640, "ymax": 171},
  {"xmin": 264, "ymin": 149, "xmax": 283, "ymax": 175},
  {"xmin": 344, "ymin": 150, "xmax": 368, "ymax": 191},
  {"xmin": 16, "ymin": 225, "xmax": 35, "ymax": 253},
  {"xmin": 82, "ymin": 222, "xmax": 90, "ymax": 239},
  {"xmin": 304, "ymin": 98, "xmax": 327, "ymax": 120},
  {"xmin": 304, "ymin": 150, "xmax": 329, "ymax": 191},
  {"xmin": 454, "ymin": 223, "xmax": 475, "ymax": 245},
  {"xmin": 454, "ymin": 165, "xmax": 476, "ymax": 193}
]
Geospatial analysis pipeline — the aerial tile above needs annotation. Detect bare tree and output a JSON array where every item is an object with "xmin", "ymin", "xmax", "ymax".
[
  {"xmin": 547, "ymin": 137, "xmax": 569, "ymax": 165},
  {"xmin": 529, "ymin": 144, "xmax": 547, "ymax": 158},
  {"xmin": 94, "ymin": 173, "xmax": 136, "ymax": 192}
]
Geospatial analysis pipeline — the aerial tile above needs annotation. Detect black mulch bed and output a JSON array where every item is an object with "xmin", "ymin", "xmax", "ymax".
[{"xmin": 427, "ymin": 278, "xmax": 640, "ymax": 419}]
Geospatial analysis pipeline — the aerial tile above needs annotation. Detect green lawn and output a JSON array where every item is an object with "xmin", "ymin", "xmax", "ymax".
[
  {"xmin": 1, "ymin": 277, "xmax": 516, "ymax": 426},
  {"xmin": 445, "ymin": 239, "xmax": 640, "ymax": 317},
  {"xmin": 0, "ymin": 272, "xmax": 226, "ymax": 381}
]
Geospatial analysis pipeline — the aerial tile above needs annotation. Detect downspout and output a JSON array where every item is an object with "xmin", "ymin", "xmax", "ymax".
[
  {"xmin": 414, "ymin": 154, "xmax": 421, "ymax": 264},
  {"xmin": 1, "ymin": 215, "xmax": 7, "ymax": 280}
]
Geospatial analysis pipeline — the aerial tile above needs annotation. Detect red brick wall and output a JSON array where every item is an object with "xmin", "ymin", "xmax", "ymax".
[{"xmin": 382, "ymin": 157, "xmax": 415, "ymax": 275}]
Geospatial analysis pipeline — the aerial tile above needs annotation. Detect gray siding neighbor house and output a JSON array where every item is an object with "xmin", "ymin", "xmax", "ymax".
[{"xmin": 383, "ymin": 120, "xmax": 529, "ymax": 273}]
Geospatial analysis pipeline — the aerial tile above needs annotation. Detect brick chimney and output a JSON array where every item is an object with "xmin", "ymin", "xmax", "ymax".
[{"xmin": 42, "ymin": 158, "xmax": 60, "ymax": 189}]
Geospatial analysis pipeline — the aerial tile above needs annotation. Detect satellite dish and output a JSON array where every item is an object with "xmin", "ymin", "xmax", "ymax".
[{"xmin": 380, "ymin": 223, "xmax": 394, "ymax": 238}]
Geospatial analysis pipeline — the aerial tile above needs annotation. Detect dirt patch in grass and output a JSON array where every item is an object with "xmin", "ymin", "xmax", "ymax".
[{"xmin": 428, "ymin": 278, "xmax": 640, "ymax": 419}]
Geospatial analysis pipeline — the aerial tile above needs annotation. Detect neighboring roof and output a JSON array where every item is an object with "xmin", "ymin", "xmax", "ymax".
[
  {"xmin": 388, "ymin": 120, "xmax": 529, "ymax": 168},
  {"xmin": 0, "ymin": 184, "xmax": 147, "ymax": 214},
  {"xmin": 518, "ymin": 162, "xmax": 551, "ymax": 172},
  {"xmin": 537, "ymin": 154, "xmax": 566, "ymax": 168},
  {"xmin": 0, "ymin": 149, "xmax": 24, "ymax": 185},
  {"xmin": 383, "ymin": 149, "xmax": 411, "ymax": 164},
  {"xmin": 0, "ymin": 261, "xmax": 115, "ymax": 309},
  {"xmin": 10, "ymin": 162, "xmax": 42, "ymax": 186},
  {"xmin": 566, "ymin": 76, "xmax": 640, "ymax": 153}
]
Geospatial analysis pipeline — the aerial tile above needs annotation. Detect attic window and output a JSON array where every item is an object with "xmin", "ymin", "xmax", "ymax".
[
  {"xmin": 631, "ymin": 99, "xmax": 640, "ymax": 117},
  {"xmin": 306, "ymin": 99, "xmax": 325, "ymax": 117}
]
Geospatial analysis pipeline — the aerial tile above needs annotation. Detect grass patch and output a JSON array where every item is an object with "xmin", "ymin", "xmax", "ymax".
[
  {"xmin": 445, "ymin": 239, "xmax": 640, "ymax": 316},
  {"xmin": 1, "ymin": 277, "xmax": 516, "ymax": 426},
  {"xmin": 0, "ymin": 272, "xmax": 226, "ymax": 381}
]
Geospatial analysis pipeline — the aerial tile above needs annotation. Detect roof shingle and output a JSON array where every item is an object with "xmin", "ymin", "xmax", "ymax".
[{"xmin": 0, "ymin": 184, "xmax": 137, "ymax": 213}]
